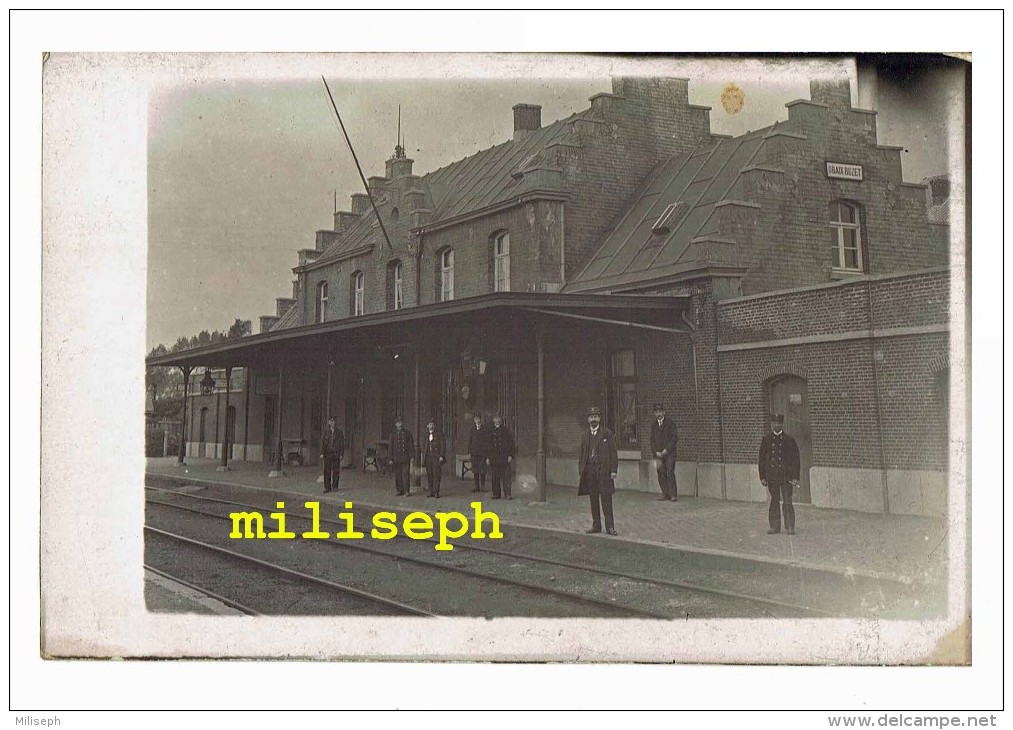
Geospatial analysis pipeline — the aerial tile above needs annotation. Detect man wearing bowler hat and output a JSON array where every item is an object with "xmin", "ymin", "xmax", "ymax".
[
  {"xmin": 759, "ymin": 413, "xmax": 801, "ymax": 534},
  {"xmin": 421, "ymin": 416, "xmax": 446, "ymax": 498},
  {"xmin": 321, "ymin": 416, "xmax": 344, "ymax": 494},
  {"xmin": 578, "ymin": 406, "xmax": 619, "ymax": 535},
  {"xmin": 650, "ymin": 402, "xmax": 679, "ymax": 501}
]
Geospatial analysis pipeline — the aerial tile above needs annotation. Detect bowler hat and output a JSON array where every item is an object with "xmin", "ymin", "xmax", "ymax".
[
  {"xmin": 587, "ymin": 406, "xmax": 602, "ymax": 417},
  {"xmin": 394, "ymin": 414, "xmax": 404, "ymax": 422},
  {"xmin": 770, "ymin": 413, "xmax": 785, "ymax": 423},
  {"xmin": 652, "ymin": 403, "xmax": 665, "ymax": 411},
  {"xmin": 427, "ymin": 416, "xmax": 436, "ymax": 425}
]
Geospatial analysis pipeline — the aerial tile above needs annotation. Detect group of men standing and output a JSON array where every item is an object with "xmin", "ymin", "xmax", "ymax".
[
  {"xmin": 320, "ymin": 402, "xmax": 801, "ymax": 536},
  {"xmin": 466, "ymin": 413, "xmax": 516, "ymax": 499}
]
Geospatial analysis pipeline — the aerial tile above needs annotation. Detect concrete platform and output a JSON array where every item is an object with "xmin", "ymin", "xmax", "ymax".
[{"xmin": 146, "ymin": 457, "xmax": 948, "ymax": 585}]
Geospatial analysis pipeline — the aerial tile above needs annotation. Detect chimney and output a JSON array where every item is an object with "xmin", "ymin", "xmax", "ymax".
[
  {"xmin": 333, "ymin": 210, "xmax": 360, "ymax": 233},
  {"xmin": 385, "ymin": 155, "xmax": 414, "ymax": 180},
  {"xmin": 259, "ymin": 315, "xmax": 280, "ymax": 334},
  {"xmin": 350, "ymin": 193, "xmax": 371, "ymax": 215},
  {"xmin": 276, "ymin": 297, "xmax": 296, "ymax": 318},
  {"xmin": 513, "ymin": 104, "xmax": 542, "ymax": 138},
  {"xmin": 810, "ymin": 78, "xmax": 853, "ymax": 113}
]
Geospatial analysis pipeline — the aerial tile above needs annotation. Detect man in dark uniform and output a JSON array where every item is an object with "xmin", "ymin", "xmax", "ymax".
[
  {"xmin": 485, "ymin": 413, "xmax": 515, "ymax": 500},
  {"xmin": 758, "ymin": 413, "xmax": 801, "ymax": 534},
  {"xmin": 422, "ymin": 417, "xmax": 446, "ymax": 498},
  {"xmin": 649, "ymin": 402, "xmax": 679, "ymax": 502},
  {"xmin": 466, "ymin": 413, "xmax": 488, "ymax": 493},
  {"xmin": 578, "ymin": 406, "xmax": 619, "ymax": 535},
  {"xmin": 321, "ymin": 416, "xmax": 345, "ymax": 494},
  {"xmin": 388, "ymin": 415, "xmax": 415, "ymax": 497}
]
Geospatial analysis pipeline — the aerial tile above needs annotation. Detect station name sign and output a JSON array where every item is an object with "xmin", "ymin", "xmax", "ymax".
[{"xmin": 826, "ymin": 162, "xmax": 863, "ymax": 181}]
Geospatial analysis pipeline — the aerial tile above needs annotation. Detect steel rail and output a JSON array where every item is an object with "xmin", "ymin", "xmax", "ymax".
[
  {"xmin": 145, "ymin": 563, "xmax": 261, "ymax": 616},
  {"xmin": 145, "ymin": 485, "xmax": 828, "ymax": 617},
  {"xmin": 145, "ymin": 524, "xmax": 437, "ymax": 617},
  {"xmin": 146, "ymin": 496, "xmax": 673, "ymax": 619}
]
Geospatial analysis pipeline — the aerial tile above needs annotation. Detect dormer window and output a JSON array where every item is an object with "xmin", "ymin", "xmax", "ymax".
[{"xmin": 652, "ymin": 202, "xmax": 683, "ymax": 233}]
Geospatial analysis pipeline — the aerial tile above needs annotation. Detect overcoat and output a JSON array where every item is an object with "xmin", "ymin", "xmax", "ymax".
[
  {"xmin": 649, "ymin": 417, "xmax": 678, "ymax": 456},
  {"xmin": 577, "ymin": 426, "xmax": 619, "ymax": 496},
  {"xmin": 388, "ymin": 427, "xmax": 415, "ymax": 465},
  {"xmin": 467, "ymin": 424, "xmax": 487, "ymax": 458},
  {"xmin": 322, "ymin": 426, "xmax": 344, "ymax": 458},
  {"xmin": 485, "ymin": 425, "xmax": 516, "ymax": 466},
  {"xmin": 421, "ymin": 430, "xmax": 446, "ymax": 467},
  {"xmin": 758, "ymin": 432, "xmax": 800, "ymax": 484}
]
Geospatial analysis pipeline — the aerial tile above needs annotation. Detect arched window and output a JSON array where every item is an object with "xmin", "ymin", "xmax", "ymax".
[
  {"xmin": 315, "ymin": 280, "xmax": 328, "ymax": 323},
  {"xmin": 387, "ymin": 260, "xmax": 404, "ymax": 311},
  {"xmin": 437, "ymin": 248, "xmax": 454, "ymax": 302},
  {"xmin": 830, "ymin": 201, "xmax": 864, "ymax": 272},
  {"xmin": 351, "ymin": 271, "xmax": 364, "ymax": 316},
  {"xmin": 493, "ymin": 232, "xmax": 510, "ymax": 292}
]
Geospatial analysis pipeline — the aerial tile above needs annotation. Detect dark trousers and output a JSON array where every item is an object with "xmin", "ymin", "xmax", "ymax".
[
  {"xmin": 393, "ymin": 461, "xmax": 412, "ymax": 495},
  {"xmin": 767, "ymin": 481, "xmax": 795, "ymax": 531},
  {"xmin": 490, "ymin": 463, "xmax": 510, "ymax": 497},
  {"xmin": 589, "ymin": 491, "xmax": 615, "ymax": 531},
  {"xmin": 323, "ymin": 453, "xmax": 341, "ymax": 492},
  {"xmin": 656, "ymin": 454, "xmax": 678, "ymax": 499},
  {"xmin": 471, "ymin": 455, "xmax": 487, "ymax": 490},
  {"xmin": 425, "ymin": 461, "xmax": 443, "ymax": 496}
]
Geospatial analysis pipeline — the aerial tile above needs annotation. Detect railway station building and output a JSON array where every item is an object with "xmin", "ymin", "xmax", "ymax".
[{"xmin": 149, "ymin": 76, "xmax": 953, "ymax": 517}]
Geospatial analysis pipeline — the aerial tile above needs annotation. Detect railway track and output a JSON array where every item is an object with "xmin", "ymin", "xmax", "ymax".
[
  {"xmin": 146, "ymin": 525, "xmax": 435, "ymax": 616},
  {"xmin": 145, "ymin": 485, "xmax": 828, "ymax": 618}
]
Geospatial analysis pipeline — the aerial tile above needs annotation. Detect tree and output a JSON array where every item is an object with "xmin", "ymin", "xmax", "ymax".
[{"xmin": 227, "ymin": 318, "xmax": 253, "ymax": 340}]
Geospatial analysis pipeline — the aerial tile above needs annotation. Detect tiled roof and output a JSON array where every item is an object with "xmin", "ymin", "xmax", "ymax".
[
  {"xmin": 271, "ymin": 302, "xmax": 301, "ymax": 331},
  {"xmin": 311, "ymin": 109, "xmax": 588, "ymax": 267},
  {"xmin": 424, "ymin": 110, "xmax": 585, "ymax": 220},
  {"xmin": 565, "ymin": 123, "xmax": 780, "ymax": 291}
]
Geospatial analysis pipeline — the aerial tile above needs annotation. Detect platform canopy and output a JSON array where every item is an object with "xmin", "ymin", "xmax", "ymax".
[{"xmin": 145, "ymin": 291, "xmax": 692, "ymax": 370}]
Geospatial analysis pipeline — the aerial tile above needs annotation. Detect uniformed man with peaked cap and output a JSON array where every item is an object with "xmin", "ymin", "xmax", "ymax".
[
  {"xmin": 577, "ymin": 406, "xmax": 619, "ymax": 535},
  {"xmin": 758, "ymin": 413, "xmax": 801, "ymax": 534}
]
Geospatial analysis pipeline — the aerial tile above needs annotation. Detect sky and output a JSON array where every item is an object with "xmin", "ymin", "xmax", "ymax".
[{"xmin": 146, "ymin": 56, "xmax": 957, "ymax": 350}]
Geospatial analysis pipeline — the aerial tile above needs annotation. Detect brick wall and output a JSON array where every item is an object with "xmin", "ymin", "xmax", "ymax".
[
  {"xmin": 541, "ymin": 320, "xmax": 692, "ymax": 459},
  {"xmin": 713, "ymin": 269, "xmax": 950, "ymax": 472},
  {"xmin": 732, "ymin": 86, "xmax": 947, "ymax": 296}
]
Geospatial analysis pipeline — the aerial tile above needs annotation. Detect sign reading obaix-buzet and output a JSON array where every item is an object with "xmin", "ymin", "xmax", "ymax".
[{"xmin": 826, "ymin": 162, "xmax": 863, "ymax": 181}]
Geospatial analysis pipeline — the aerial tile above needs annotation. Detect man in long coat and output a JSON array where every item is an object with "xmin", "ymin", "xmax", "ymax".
[
  {"xmin": 485, "ymin": 413, "xmax": 516, "ymax": 500},
  {"xmin": 321, "ymin": 416, "xmax": 345, "ymax": 494},
  {"xmin": 388, "ymin": 415, "xmax": 415, "ymax": 497},
  {"xmin": 578, "ymin": 406, "xmax": 619, "ymax": 535},
  {"xmin": 649, "ymin": 402, "xmax": 679, "ymax": 501},
  {"xmin": 466, "ymin": 413, "xmax": 488, "ymax": 493},
  {"xmin": 758, "ymin": 413, "xmax": 801, "ymax": 534},
  {"xmin": 421, "ymin": 417, "xmax": 446, "ymax": 498}
]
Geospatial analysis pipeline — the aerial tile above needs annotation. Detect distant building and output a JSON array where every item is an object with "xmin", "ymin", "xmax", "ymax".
[{"xmin": 154, "ymin": 76, "xmax": 954, "ymax": 516}]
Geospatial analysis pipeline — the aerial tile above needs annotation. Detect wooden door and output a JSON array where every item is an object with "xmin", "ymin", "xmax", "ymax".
[{"xmin": 768, "ymin": 375, "xmax": 812, "ymax": 503}]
